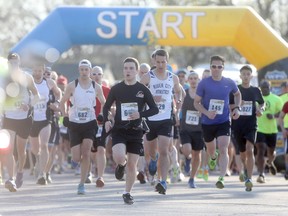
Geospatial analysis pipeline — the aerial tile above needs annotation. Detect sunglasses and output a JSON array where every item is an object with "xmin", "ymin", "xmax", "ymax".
[
  {"xmin": 211, "ymin": 65, "xmax": 223, "ymax": 69},
  {"xmin": 92, "ymin": 73, "xmax": 103, "ymax": 76},
  {"xmin": 80, "ymin": 68, "xmax": 89, "ymax": 72}
]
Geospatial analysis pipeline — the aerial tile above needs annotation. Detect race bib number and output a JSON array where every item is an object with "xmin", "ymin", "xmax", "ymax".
[
  {"xmin": 157, "ymin": 102, "xmax": 166, "ymax": 113},
  {"xmin": 76, "ymin": 107, "xmax": 91, "ymax": 121},
  {"xmin": 121, "ymin": 102, "xmax": 138, "ymax": 121},
  {"xmin": 34, "ymin": 98, "xmax": 47, "ymax": 112},
  {"xmin": 96, "ymin": 125, "xmax": 103, "ymax": 138},
  {"xmin": 185, "ymin": 110, "xmax": 200, "ymax": 125},
  {"xmin": 208, "ymin": 99, "xmax": 224, "ymax": 115},
  {"xmin": 240, "ymin": 101, "xmax": 253, "ymax": 116},
  {"xmin": 14, "ymin": 101, "xmax": 23, "ymax": 110}
]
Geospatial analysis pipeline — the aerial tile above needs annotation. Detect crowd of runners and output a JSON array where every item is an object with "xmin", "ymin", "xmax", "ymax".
[{"xmin": 0, "ymin": 49, "xmax": 288, "ymax": 205}]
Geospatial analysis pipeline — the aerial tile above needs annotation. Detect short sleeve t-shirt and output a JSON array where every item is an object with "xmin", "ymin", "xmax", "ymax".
[
  {"xmin": 257, "ymin": 93, "xmax": 283, "ymax": 134},
  {"xmin": 196, "ymin": 76, "xmax": 238, "ymax": 125}
]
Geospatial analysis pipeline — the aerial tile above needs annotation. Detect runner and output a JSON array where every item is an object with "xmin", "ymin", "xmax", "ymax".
[
  {"xmin": 140, "ymin": 49, "xmax": 182, "ymax": 194},
  {"xmin": 180, "ymin": 71, "xmax": 204, "ymax": 188},
  {"xmin": 194, "ymin": 55, "xmax": 241, "ymax": 189},
  {"xmin": 103, "ymin": 57, "xmax": 158, "ymax": 204},
  {"xmin": 255, "ymin": 80, "xmax": 282, "ymax": 183},
  {"xmin": 59, "ymin": 59, "xmax": 105, "ymax": 195},
  {"xmin": 90, "ymin": 65, "xmax": 110, "ymax": 187},
  {"xmin": 29, "ymin": 63, "xmax": 61, "ymax": 185},
  {"xmin": 2, "ymin": 53, "xmax": 40, "ymax": 191},
  {"xmin": 230, "ymin": 65, "xmax": 264, "ymax": 191}
]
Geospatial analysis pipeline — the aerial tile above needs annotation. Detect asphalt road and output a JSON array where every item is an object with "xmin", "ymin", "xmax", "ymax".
[{"xmin": 0, "ymin": 168, "xmax": 287, "ymax": 216}]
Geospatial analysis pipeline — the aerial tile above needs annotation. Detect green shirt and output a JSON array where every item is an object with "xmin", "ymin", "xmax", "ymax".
[
  {"xmin": 280, "ymin": 93, "xmax": 288, "ymax": 128},
  {"xmin": 257, "ymin": 93, "xmax": 283, "ymax": 134}
]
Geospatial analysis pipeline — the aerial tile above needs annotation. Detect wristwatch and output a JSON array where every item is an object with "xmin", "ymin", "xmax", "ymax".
[{"xmin": 233, "ymin": 106, "xmax": 241, "ymax": 111}]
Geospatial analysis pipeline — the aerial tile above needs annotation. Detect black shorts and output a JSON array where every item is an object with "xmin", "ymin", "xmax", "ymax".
[
  {"xmin": 92, "ymin": 125, "xmax": 106, "ymax": 151},
  {"xmin": 2, "ymin": 117, "xmax": 32, "ymax": 139},
  {"xmin": 202, "ymin": 121, "xmax": 231, "ymax": 143},
  {"xmin": 256, "ymin": 132, "xmax": 277, "ymax": 148},
  {"xmin": 112, "ymin": 128, "xmax": 144, "ymax": 155},
  {"xmin": 69, "ymin": 120, "xmax": 98, "ymax": 147},
  {"xmin": 146, "ymin": 119, "xmax": 173, "ymax": 141},
  {"xmin": 233, "ymin": 127, "xmax": 257, "ymax": 153},
  {"xmin": 30, "ymin": 120, "xmax": 50, "ymax": 137},
  {"xmin": 180, "ymin": 130, "xmax": 204, "ymax": 151},
  {"xmin": 48, "ymin": 122, "xmax": 60, "ymax": 146}
]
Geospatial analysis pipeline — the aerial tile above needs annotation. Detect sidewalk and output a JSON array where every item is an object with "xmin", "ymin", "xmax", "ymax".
[{"xmin": 0, "ymin": 169, "xmax": 287, "ymax": 216}]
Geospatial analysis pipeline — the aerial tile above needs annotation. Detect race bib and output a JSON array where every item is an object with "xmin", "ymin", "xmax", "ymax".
[
  {"xmin": 185, "ymin": 110, "xmax": 200, "ymax": 125},
  {"xmin": 157, "ymin": 102, "xmax": 166, "ymax": 113},
  {"xmin": 240, "ymin": 101, "xmax": 253, "ymax": 116},
  {"xmin": 76, "ymin": 107, "xmax": 91, "ymax": 121},
  {"xmin": 34, "ymin": 98, "xmax": 47, "ymax": 112},
  {"xmin": 208, "ymin": 99, "xmax": 224, "ymax": 115},
  {"xmin": 121, "ymin": 102, "xmax": 138, "ymax": 121},
  {"xmin": 14, "ymin": 100, "xmax": 23, "ymax": 110},
  {"xmin": 96, "ymin": 125, "xmax": 103, "ymax": 138}
]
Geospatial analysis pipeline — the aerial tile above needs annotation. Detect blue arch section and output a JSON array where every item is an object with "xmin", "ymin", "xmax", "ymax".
[{"xmin": 12, "ymin": 6, "xmax": 153, "ymax": 57}]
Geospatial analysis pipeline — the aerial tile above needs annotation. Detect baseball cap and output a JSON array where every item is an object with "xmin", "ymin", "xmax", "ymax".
[
  {"xmin": 79, "ymin": 59, "xmax": 92, "ymax": 68},
  {"xmin": 176, "ymin": 69, "xmax": 188, "ymax": 76},
  {"xmin": 45, "ymin": 66, "xmax": 52, "ymax": 73}
]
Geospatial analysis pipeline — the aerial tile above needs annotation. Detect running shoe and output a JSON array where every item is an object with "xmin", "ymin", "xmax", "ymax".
[
  {"xmin": 137, "ymin": 171, "xmax": 146, "ymax": 184},
  {"xmin": 267, "ymin": 161, "xmax": 277, "ymax": 175},
  {"xmin": 115, "ymin": 163, "xmax": 126, "ymax": 180},
  {"xmin": 215, "ymin": 176, "xmax": 224, "ymax": 189},
  {"xmin": 188, "ymin": 178, "xmax": 197, "ymax": 188},
  {"xmin": 225, "ymin": 170, "xmax": 231, "ymax": 176},
  {"xmin": 245, "ymin": 178, "xmax": 253, "ymax": 192},
  {"xmin": 46, "ymin": 173, "xmax": 52, "ymax": 184},
  {"xmin": 74, "ymin": 166, "xmax": 81, "ymax": 176},
  {"xmin": 37, "ymin": 176, "xmax": 47, "ymax": 185},
  {"xmin": 5, "ymin": 179, "xmax": 17, "ymax": 192},
  {"xmin": 122, "ymin": 193, "xmax": 134, "ymax": 205},
  {"xmin": 71, "ymin": 160, "xmax": 79, "ymax": 169},
  {"xmin": 77, "ymin": 183, "xmax": 85, "ymax": 195},
  {"xmin": 148, "ymin": 153, "xmax": 158, "ymax": 176},
  {"xmin": 203, "ymin": 169, "xmax": 209, "ymax": 181},
  {"xmin": 96, "ymin": 177, "xmax": 105, "ymax": 188},
  {"xmin": 208, "ymin": 152, "xmax": 218, "ymax": 171},
  {"xmin": 15, "ymin": 172, "xmax": 24, "ymax": 188},
  {"xmin": 169, "ymin": 167, "xmax": 179, "ymax": 183},
  {"xmin": 197, "ymin": 168, "xmax": 203, "ymax": 179},
  {"xmin": 256, "ymin": 174, "xmax": 265, "ymax": 183},
  {"xmin": 239, "ymin": 171, "xmax": 247, "ymax": 182},
  {"xmin": 85, "ymin": 172, "xmax": 92, "ymax": 184},
  {"xmin": 184, "ymin": 157, "xmax": 191, "ymax": 175},
  {"xmin": 155, "ymin": 180, "xmax": 167, "ymax": 195}
]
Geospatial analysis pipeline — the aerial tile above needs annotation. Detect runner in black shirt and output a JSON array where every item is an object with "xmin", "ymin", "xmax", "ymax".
[
  {"xmin": 230, "ymin": 65, "xmax": 264, "ymax": 191},
  {"xmin": 103, "ymin": 57, "xmax": 158, "ymax": 205}
]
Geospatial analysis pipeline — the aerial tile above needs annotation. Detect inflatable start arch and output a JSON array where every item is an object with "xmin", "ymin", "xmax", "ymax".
[{"xmin": 12, "ymin": 6, "xmax": 288, "ymax": 82}]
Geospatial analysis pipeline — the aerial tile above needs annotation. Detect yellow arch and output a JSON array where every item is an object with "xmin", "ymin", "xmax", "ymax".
[{"xmin": 154, "ymin": 6, "xmax": 288, "ymax": 70}]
